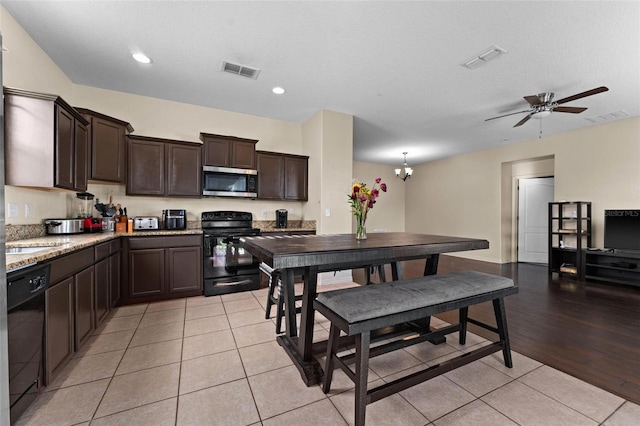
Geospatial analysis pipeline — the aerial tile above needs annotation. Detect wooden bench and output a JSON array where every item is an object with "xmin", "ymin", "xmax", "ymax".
[{"xmin": 313, "ymin": 270, "xmax": 518, "ymax": 426}]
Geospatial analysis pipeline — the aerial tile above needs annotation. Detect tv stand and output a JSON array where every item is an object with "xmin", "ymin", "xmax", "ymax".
[{"xmin": 584, "ymin": 250, "xmax": 640, "ymax": 287}]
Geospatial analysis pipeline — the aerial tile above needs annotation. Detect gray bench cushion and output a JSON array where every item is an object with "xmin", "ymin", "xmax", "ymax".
[{"xmin": 316, "ymin": 271, "xmax": 514, "ymax": 324}]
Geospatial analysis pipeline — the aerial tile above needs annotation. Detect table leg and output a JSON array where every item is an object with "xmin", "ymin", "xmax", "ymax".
[
  {"xmin": 391, "ymin": 261, "xmax": 403, "ymax": 280},
  {"xmin": 277, "ymin": 265, "xmax": 323, "ymax": 386},
  {"xmin": 420, "ymin": 254, "xmax": 446, "ymax": 344},
  {"xmin": 298, "ymin": 266, "xmax": 318, "ymax": 361},
  {"xmin": 283, "ymin": 268, "xmax": 297, "ymax": 338},
  {"xmin": 424, "ymin": 254, "xmax": 440, "ymax": 276}
]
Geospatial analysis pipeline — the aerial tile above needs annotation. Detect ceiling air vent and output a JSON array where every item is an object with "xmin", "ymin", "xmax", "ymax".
[{"xmin": 222, "ymin": 61, "xmax": 260, "ymax": 79}]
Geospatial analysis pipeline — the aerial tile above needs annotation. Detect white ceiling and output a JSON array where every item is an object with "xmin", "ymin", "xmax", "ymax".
[{"xmin": 3, "ymin": 1, "xmax": 639, "ymax": 166}]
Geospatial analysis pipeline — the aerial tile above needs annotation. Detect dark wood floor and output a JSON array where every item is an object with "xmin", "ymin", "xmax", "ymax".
[{"xmin": 353, "ymin": 256, "xmax": 640, "ymax": 405}]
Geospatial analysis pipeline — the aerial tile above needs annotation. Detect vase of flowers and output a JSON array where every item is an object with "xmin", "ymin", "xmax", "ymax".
[{"xmin": 348, "ymin": 178, "xmax": 387, "ymax": 240}]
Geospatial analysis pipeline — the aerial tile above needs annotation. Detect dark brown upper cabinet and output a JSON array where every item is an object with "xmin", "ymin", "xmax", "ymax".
[
  {"xmin": 256, "ymin": 151, "xmax": 309, "ymax": 201},
  {"xmin": 199, "ymin": 133, "xmax": 258, "ymax": 169},
  {"xmin": 127, "ymin": 135, "xmax": 201, "ymax": 197},
  {"xmin": 75, "ymin": 108, "xmax": 133, "ymax": 184},
  {"xmin": 4, "ymin": 88, "xmax": 89, "ymax": 191}
]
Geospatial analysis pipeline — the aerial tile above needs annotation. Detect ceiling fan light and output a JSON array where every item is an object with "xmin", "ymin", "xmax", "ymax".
[{"xmin": 532, "ymin": 110, "xmax": 551, "ymax": 119}]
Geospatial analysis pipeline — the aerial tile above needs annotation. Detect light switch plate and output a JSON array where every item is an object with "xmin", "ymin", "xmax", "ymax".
[{"xmin": 8, "ymin": 203, "xmax": 18, "ymax": 218}]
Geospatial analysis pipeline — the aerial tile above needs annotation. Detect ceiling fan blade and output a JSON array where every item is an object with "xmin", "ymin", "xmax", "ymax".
[
  {"xmin": 524, "ymin": 95, "xmax": 543, "ymax": 106},
  {"xmin": 513, "ymin": 114, "xmax": 533, "ymax": 127},
  {"xmin": 485, "ymin": 109, "xmax": 532, "ymax": 122},
  {"xmin": 553, "ymin": 106, "xmax": 587, "ymax": 114},
  {"xmin": 556, "ymin": 86, "xmax": 609, "ymax": 105}
]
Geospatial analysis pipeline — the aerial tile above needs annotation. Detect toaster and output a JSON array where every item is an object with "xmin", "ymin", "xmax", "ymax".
[{"xmin": 133, "ymin": 216, "xmax": 159, "ymax": 231}]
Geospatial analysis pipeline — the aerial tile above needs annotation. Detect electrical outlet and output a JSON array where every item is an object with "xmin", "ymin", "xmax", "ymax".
[
  {"xmin": 325, "ymin": 208, "xmax": 331, "ymax": 217},
  {"xmin": 8, "ymin": 203, "xmax": 18, "ymax": 218},
  {"xmin": 289, "ymin": 208, "xmax": 295, "ymax": 215},
  {"xmin": 25, "ymin": 203, "xmax": 32, "ymax": 218},
  {"xmin": 261, "ymin": 209, "xmax": 267, "ymax": 218}
]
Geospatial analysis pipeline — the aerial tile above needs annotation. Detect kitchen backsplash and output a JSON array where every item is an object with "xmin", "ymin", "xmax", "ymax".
[{"xmin": 5, "ymin": 220, "xmax": 316, "ymax": 242}]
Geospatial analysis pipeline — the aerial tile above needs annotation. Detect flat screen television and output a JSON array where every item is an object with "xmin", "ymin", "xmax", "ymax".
[{"xmin": 604, "ymin": 209, "xmax": 640, "ymax": 252}]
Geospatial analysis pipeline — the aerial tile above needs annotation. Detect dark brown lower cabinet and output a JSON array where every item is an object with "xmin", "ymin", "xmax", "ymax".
[
  {"xmin": 44, "ymin": 243, "xmax": 119, "ymax": 385},
  {"xmin": 168, "ymin": 246, "xmax": 203, "ymax": 293},
  {"xmin": 95, "ymin": 258, "xmax": 110, "ymax": 325},
  {"xmin": 129, "ymin": 249, "xmax": 165, "ymax": 297},
  {"xmin": 110, "ymin": 252, "xmax": 121, "ymax": 308},
  {"xmin": 74, "ymin": 267, "xmax": 95, "ymax": 350},
  {"xmin": 123, "ymin": 235, "xmax": 203, "ymax": 304},
  {"xmin": 45, "ymin": 277, "xmax": 74, "ymax": 383}
]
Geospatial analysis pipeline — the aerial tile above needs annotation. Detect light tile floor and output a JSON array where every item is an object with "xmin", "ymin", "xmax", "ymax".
[{"xmin": 16, "ymin": 284, "xmax": 640, "ymax": 426}]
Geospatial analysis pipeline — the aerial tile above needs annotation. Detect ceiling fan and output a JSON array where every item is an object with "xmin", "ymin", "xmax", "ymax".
[{"xmin": 485, "ymin": 86, "xmax": 609, "ymax": 127}]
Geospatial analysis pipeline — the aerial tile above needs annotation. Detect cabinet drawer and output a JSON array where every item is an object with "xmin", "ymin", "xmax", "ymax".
[
  {"xmin": 95, "ymin": 241, "xmax": 111, "ymax": 261},
  {"xmin": 49, "ymin": 247, "xmax": 94, "ymax": 283},
  {"xmin": 110, "ymin": 238, "xmax": 121, "ymax": 253},
  {"xmin": 128, "ymin": 235, "xmax": 202, "ymax": 250}
]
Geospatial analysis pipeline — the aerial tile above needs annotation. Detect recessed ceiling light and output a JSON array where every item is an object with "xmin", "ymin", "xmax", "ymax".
[
  {"xmin": 132, "ymin": 53, "xmax": 152, "ymax": 64},
  {"xmin": 272, "ymin": 87, "xmax": 286, "ymax": 95}
]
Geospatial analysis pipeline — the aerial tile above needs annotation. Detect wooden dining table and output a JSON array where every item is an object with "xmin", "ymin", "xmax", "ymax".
[{"xmin": 240, "ymin": 232, "xmax": 489, "ymax": 385}]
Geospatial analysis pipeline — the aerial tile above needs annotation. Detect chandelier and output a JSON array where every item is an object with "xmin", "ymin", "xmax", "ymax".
[{"xmin": 395, "ymin": 152, "xmax": 413, "ymax": 181}]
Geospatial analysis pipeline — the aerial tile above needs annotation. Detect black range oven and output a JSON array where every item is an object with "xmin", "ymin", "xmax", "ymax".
[{"xmin": 202, "ymin": 211, "xmax": 261, "ymax": 296}]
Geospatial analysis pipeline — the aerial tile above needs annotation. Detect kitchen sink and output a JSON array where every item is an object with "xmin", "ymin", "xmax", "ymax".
[{"xmin": 6, "ymin": 246, "xmax": 57, "ymax": 254}]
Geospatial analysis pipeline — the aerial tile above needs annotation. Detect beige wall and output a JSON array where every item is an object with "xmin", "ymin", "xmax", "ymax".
[
  {"xmin": 352, "ymin": 161, "xmax": 405, "ymax": 233},
  {"xmin": 407, "ymin": 117, "xmax": 640, "ymax": 263}
]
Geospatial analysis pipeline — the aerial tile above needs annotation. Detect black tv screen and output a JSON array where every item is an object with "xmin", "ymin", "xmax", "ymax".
[{"xmin": 604, "ymin": 210, "xmax": 640, "ymax": 251}]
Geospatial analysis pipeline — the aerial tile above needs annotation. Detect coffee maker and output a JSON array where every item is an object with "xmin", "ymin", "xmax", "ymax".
[{"xmin": 276, "ymin": 209, "xmax": 288, "ymax": 228}]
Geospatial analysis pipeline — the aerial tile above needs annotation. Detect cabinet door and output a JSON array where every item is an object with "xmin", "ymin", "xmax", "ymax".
[
  {"xmin": 231, "ymin": 140, "xmax": 257, "ymax": 169},
  {"xmin": 75, "ymin": 267, "xmax": 95, "ymax": 350},
  {"xmin": 91, "ymin": 117, "xmax": 126, "ymax": 182},
  {"xmin": 127, "ymin": 138, "xmax": 165, "ymax": 195},
  {"xmin": 257, "ymin": 152, "xmax": 284, "ymax": 199},
  {"xmin": 110, "ymin": 253, "xmax": 121, "ymax": 307},
  {"xmin": 167, "ymin": 246, "xmax": 203, "ymax": 293},
  {"xmin": 284, "ymin": 156, "xmax": 308, "ymax": 200},
  {"xmin": 203, "ymin": 138, "xmax": 230, "ymax": 167},
  {"xmin": 45, "ymin": 278, "xmax": 74, "ymax": 384},
  {"xmin": 94, "ymin": 258, "xmax": 110, "ymax": 326},
  {"xmin": 166, "ymin": 143, "xmax": 202, "ymax": 197},
  {"xmin": 74, "ymin": 119, "xmax": 89, "ymax": 191},
  {"xmin": 129, "ymin": 249, "xmax": 165, "ymax": 297},
  {"xmin": 55, "ymin": 106, "xmax": 75, "ymax": 190}
]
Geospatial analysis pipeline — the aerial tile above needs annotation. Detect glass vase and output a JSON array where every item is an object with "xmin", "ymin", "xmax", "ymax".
[{"xmin": 355, "ymin": 216, "xmax": 367, "ymax": 240}]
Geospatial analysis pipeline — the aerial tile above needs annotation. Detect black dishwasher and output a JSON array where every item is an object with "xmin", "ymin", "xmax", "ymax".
[{"xmin": 6, "ymin": 263, "xmax": 50, "ymax": 424}]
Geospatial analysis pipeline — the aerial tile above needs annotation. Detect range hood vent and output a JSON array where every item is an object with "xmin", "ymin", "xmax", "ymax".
[{"xmin": 222, "ymin": 61, "xmax": 260, "ymax": 79}]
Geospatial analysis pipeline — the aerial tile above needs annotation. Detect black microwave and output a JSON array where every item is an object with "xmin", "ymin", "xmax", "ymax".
[{"xmin": 202, "ymin": 166, "xmax": 258, "ymax": 198}]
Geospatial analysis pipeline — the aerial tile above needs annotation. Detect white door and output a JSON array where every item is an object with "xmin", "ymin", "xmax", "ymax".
[{"xmin": 518, "ymin": 177, "xmax": 554, "ymax": 263}]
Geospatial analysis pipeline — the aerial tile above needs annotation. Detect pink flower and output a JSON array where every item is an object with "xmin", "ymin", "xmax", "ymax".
[
  {"xmin": 380, "ymin": 183, "xmax": 387, "ymax": 192},
  {"xmin": 371, "ymin": 189, "xmax": 379, "ymax": 198},
  {"xmin": 375, "ymin": 177, "xmax": 381, "ymax": 184},
  {"xmin": 359, "ymin": 194, "xmax": 367, "ymax": 202}
]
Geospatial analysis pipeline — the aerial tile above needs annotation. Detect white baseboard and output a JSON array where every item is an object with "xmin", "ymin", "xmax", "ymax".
[{"xmin": 317, "ymin": 270, "xmax": 353, "ymax": 285}]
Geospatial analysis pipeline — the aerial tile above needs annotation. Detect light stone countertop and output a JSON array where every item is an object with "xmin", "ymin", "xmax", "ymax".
[{"xmin": 6, "ymin": 229, "xmax": 202, "ymax": 272}]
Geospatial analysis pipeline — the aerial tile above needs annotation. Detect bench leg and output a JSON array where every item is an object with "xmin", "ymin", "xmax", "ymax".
[
  {"xmin": 323, "ymin": 323, "xmax": 341, "ymax": 393},
  {"xmin": 354, "ymin": 331, "xmax": 371, "ymax": 426},
  {"xmin": 493, "ymin": 297, "xmax": 513, "ymax": 368},
  {"xmin": 459, "ymin": 307, "xmax": 469, "ymax": 345}
]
